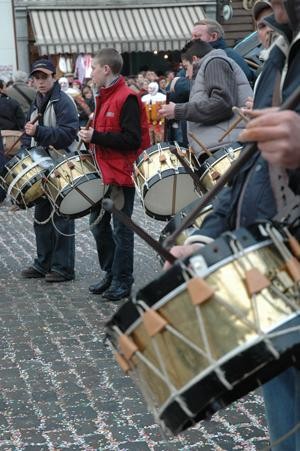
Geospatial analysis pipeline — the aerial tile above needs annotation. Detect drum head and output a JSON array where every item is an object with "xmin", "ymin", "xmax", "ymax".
[
  {"xmin": 57, "ymin": 176, "xmax": 107, "ymax": 218},
  {"xmin": 143, "ymin": 170, "xmax": 200, "ymax": 220}
]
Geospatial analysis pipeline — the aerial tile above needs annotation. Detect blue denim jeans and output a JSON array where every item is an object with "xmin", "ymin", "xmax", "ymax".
[
  {"xmin": 262, "ymin": 366, "xmax": 300, "ymax": 450},
  {"xmin": 89, "ymin": 186, "xmax": 135, "ymax": 288},
  {"xmin": 33, "ymin": 197, "xmax": 75, "ymax": 279}
]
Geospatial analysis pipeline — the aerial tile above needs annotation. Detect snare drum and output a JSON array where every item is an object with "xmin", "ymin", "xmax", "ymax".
[
  {"xmin": 199, "ymin": 143, "xmax": 242, "ymax": 191},
  {"xmin": 1, "ymin": 130, "xmax": 22, "ymax": 157},
  {"xmin": 106, "ymin": 222, "xmax": 300, "ymax": 434},
  {"xmin": 133, "ymin": 142, "xmax": 201, "ymax": 220},
  {"xmin": 159, "ymin": 199, "xmax": 213, "ymax": 246},
  {"xmin": 0, "ymin": 147, "xmax": 54, "ymax": 208},
  {"xmin": 43, "ymin": 150, "xmax": 108, "ymax": 218}
]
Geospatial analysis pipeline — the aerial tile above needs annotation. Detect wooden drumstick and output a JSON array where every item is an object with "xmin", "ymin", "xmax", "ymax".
[
  {"xmin": 5, "ymin": 114, "xmax": 41, "ymax": 156},
  {"xmin": 163, "ymin": 92, "xmax": 170, "ymax": 141},
  {"xmin": 218, "ymin": 107, "xmax": 250, "ymax": 144},
  {"xmin": 218, "ymin": 116, "xmax": 243, "ymax": 143},
  {"xmin": 188, "ymin": 132, "xmax": 213, "ymax": 158},
  {"xmin": 77, "ymin": 116, "xmax": 93, "ymax": 151},
  {"xmin": 232, "ymin": 106, "xmax": 250, "ymax": 123}
]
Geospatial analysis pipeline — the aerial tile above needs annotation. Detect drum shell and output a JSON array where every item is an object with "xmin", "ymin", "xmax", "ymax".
[
  {"xmin": 133, "ymin": 142, "xmax": 201, "ymax": 220},
  {"xmin": 106, "ymin": 223, "xmax": 300, "ymax": 434},
  {"xmin": 43, "ymin": 150, "xmax": 108, "ymax": 219},
  {"xmin": 0, "ymin": 147, "xmax": 53, "ymax": 208},
  {"xmin": 159, "ymin": 199, "xmax": 213, "ymax": 247},
  {"xmin": 199, "ymin": 143, "xmax": 242, "ymax": 191}
]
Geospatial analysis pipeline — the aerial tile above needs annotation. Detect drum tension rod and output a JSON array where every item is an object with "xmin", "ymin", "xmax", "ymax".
[{"xmin": 169, "ymin": 146, "xmax": 203, "ymax": 195}]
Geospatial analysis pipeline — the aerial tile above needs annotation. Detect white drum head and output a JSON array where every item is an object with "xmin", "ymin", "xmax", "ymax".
[
  {"xmin": 144, "ymin": 173, "xmax": 199, "ymax": 218},
  {"xmin": 59, "ymin": 179, "xmax": 106, "ymax": 215}
]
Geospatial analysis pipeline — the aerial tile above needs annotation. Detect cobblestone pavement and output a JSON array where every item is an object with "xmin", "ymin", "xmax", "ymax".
[{"xmin": 0, "ymin": 199, "xmax": 269, "ymax": 450}]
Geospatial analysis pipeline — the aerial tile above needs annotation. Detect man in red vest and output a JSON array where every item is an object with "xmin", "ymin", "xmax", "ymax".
[{"xmin": 79, "ymin": 48, "xmax": 150, "ymax": 301}]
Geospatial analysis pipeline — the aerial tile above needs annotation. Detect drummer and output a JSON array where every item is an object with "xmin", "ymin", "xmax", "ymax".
[
  {"xmin": 159, "ymin": 39, "xmax": 253, "ymax": 158},
  {"xmin": 79, "ymin": 48, "xmax": 150, "ymax": 301},
  {"xmin": 164, "ymin": 0, "xmax": 300, "ymax": 448},
  {"xmin": 20, "ymin": 59, "xmax": 79, "ymax": 283}
]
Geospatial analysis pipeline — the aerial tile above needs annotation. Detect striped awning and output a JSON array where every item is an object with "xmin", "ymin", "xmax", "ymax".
[{"xmin": 29, "ymin": 5, "xmax": 206, "ymax": 55}]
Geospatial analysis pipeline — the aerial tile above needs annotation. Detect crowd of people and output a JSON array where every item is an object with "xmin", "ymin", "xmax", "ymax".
[{"xmin": 0, "ymin": 0, "xmax": 300, "ymax": 448}]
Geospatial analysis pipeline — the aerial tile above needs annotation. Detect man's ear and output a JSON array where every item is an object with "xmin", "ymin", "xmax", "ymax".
[{"xmin": 104, "ymin": 65, "xmax": 111, "ymax": 75}]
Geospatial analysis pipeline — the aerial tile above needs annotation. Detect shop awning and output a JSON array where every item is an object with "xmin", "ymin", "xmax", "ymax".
[{"xmin": 29, "ymin": 5, "xmax": 206, "ymax": 55}]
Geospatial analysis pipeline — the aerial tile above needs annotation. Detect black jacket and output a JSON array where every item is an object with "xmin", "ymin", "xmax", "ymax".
[{"xmin": 0, "ymin": 93, "xmax": 25, "ymax": 130}]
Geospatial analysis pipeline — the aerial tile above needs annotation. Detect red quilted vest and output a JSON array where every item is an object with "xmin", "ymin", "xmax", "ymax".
[{"xmin": 93, "ymin": 76, "xmax": 150, "ymax": 186}]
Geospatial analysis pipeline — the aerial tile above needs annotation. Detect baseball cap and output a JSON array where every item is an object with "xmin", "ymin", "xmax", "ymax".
[
  {"xmin": 30, "ymin": 59, "xmax": 56, "ymax": 76},
  {"xmin": 252, "ymin": 0, "xmax": 272, "ymax": 21}
]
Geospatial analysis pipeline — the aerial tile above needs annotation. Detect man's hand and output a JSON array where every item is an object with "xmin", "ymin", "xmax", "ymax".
[
  {"xmin": 239, "ymin": 109, "xmax": 300, "ymax": 169},
  {"xmin": 163, "ymin": 243, "xmax": 201, "ymax": 271},
  {"xmin": 78, "ymin": 127, "xmax": 94, "ymax": 143},
  {"xmin": 24, "ymin": 121, "xmax": 38, "ymax": 137},
  {"xmin": 158, "ymin": 102, "xmax": 176, "ymax": 120}
]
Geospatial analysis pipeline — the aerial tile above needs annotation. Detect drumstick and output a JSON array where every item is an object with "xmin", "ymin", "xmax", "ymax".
[
  {"xmin": 77, "ymin": 116, "xmax": 93, "ymax": 151},
  {"xmin": 163, "ymin": 84, "xmax": 300, "ymax": 249},
  {"xmin": 102, "ymin": 199, "xmax": 177, "ymax": 265},
  {"xmin": 5, "ymin": 114, "xmax": 41, "ymax": 156},
  {"xmin": 218, "ymin": 116, "xmax": 243, "ymax": 143},
  {"xmin": 163, "ymin": 92, "xmax": 170, "ymax": 141},
  {"xmin": 218, "ymin": 107, "xmax": 250, "ymax": 143},
  {"xmin": 188, "ymin": 132, "xmax": 213, "ymax": 157},
  {"xmin": 232, "ymin": 106, "xmax": 250, "ymax": 123}
]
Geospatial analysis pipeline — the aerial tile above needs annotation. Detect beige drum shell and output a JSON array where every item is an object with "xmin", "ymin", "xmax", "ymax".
[
  {"xmin": 1, "ymin": 153, "xmax": 51, "ymax": 208},
  {"xmin": 43, "ymin": 153, "xmax": 107, "ymax": 218},
  {"xmin": 1, "ymin": 130, "xmax": 22, "ymax": 157},
  {"xmin": 200, "ymin": 145, "xmax": 242, "ymax": 191}
]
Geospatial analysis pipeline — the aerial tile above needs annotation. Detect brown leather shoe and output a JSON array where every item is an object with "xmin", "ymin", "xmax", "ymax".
[
  {"xmin": 21, "ymin": 266, "xmax": 45, "ymax": 279},
  {"xmin": 45, "ymin": 272, "xmax": 70, "ymax": 283}
]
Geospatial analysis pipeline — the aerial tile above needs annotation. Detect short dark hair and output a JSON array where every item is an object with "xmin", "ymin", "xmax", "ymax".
[
  {"xmin": 181, "ymin": 39, "xmax": 213, "ymax": 63},
  {"xmin": 93, "ymin": 48, "xmax": 123, "ymax": 74}
]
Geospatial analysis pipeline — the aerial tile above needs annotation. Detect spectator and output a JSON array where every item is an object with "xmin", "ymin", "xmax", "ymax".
[
  {"xmin": 192, "ymin": 19, "xmax": 255, "ymax": 84},
  {"xmin": 0, "ymin": 79, "xmax": 25, "ymax": 131},
  {"xmin": 5, "ymin": 70, "xmax": 36, "ymax": 115}
]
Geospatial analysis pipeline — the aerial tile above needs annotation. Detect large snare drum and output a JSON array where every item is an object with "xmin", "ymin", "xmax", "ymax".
[
  {"xmin": 0, "ymin": 147, "xmax": 54, "ymax": 208},
  {"xmin": 133, "ymin": 142, "xmax": 201, "ymax": 220},
  {"xmin": 1, "ymin": 130, "xmax": 22, "ymax": 158},
  {"xmin": 43, "ymin": 150, "xmax": 108, "ymax": 218},
  {"xmin": 199, "ymin": 142, "xmax": 242, "ymax": 191},
  {"xmin": 159, "ymin": 199, "xmax": 213, "ymax": 246},
  {"xmin": 106, "ymin": 222, "xmax": 300, "ymax": 434}
]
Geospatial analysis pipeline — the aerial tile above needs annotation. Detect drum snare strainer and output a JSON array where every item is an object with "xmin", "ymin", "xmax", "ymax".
[{"xmin": 106, "ymin": 222, "xmax": 300, "ymax": 434}]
